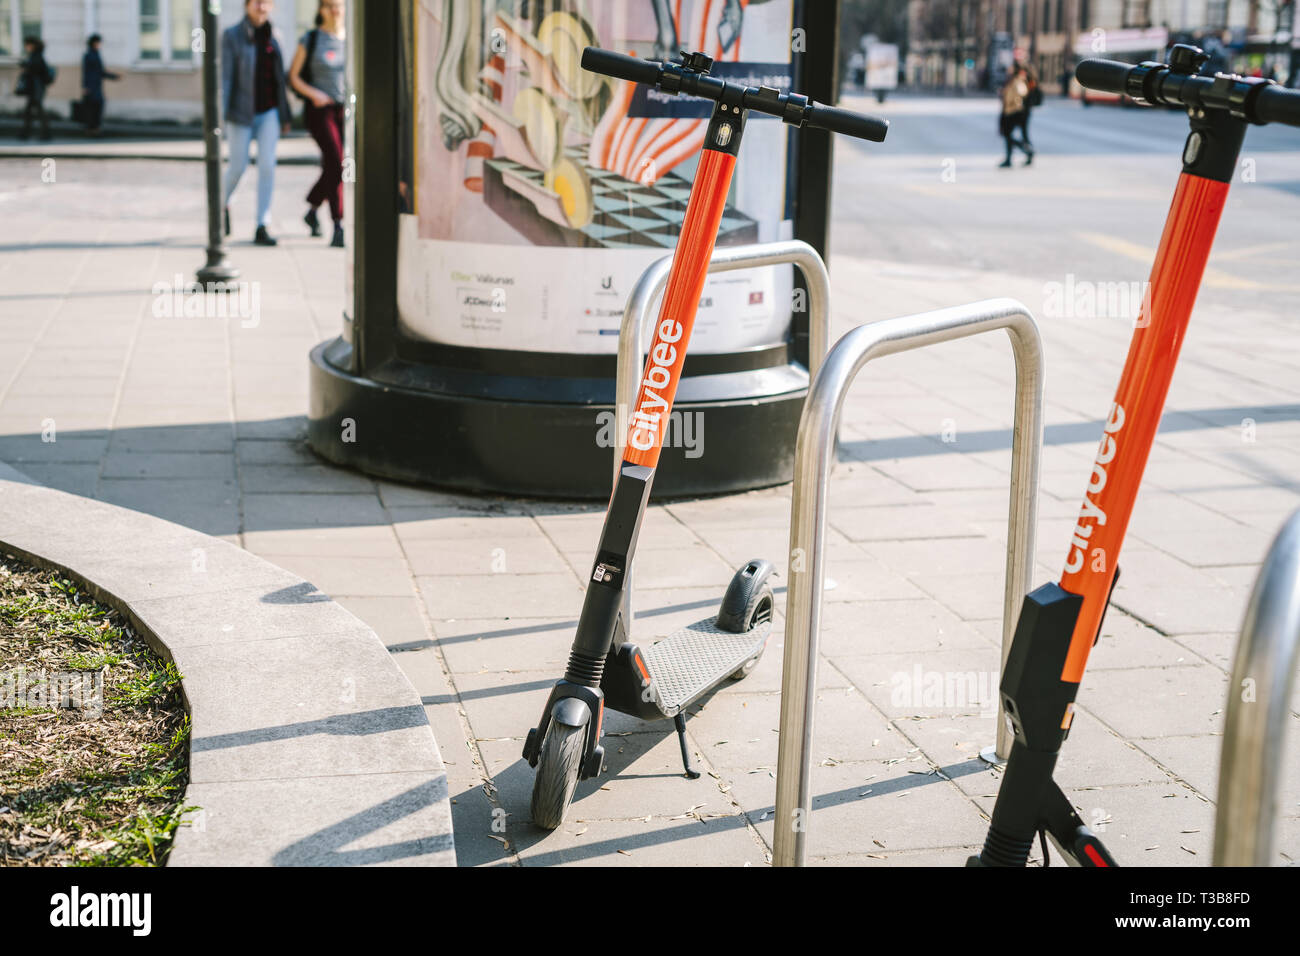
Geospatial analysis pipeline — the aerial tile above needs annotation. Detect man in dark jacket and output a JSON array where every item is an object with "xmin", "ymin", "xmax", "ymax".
[
  {"xmin": 222, "ymin": 0, "xmax": 292, "ymax": 245},
  {"xmin": 80, "ymin": 34, "xmax": 120, "ymax": 137},
  {"xmin": 18, "ymin": 37, "xmax": 53, "ymax": 141}
]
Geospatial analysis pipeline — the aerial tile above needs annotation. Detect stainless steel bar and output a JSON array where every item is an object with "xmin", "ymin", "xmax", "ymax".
[
  {"xmin": 613, "ymin": 240, "xmax": 832, "ymax": 631},
  {"xmin": 772, "ymin": 297, "xmax": 1044, "ymax": 867},
  {"xmin": 1213, "ymin": 508, "xmax": 1300, "ymax": 867}
]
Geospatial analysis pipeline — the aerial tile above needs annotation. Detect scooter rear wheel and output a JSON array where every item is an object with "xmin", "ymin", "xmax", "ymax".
[{"xmin": 530, "ymin": 722, "xmax": 585, "ymax": 829}]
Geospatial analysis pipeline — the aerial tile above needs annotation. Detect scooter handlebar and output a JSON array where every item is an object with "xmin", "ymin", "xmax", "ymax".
[
  {"xmin": 1075, "ymin": 58, "xmax": 1133, "ymax": 96},
  {"xmin": 580, "ymin": 46, "xmax": 889, "ymax": 143},
  {"xmin": 805, "ymin": 102, "xmax": 890, "ymax": 142},
  {"xmin": 580, "ymin": 47, "xmax": 664, "ymax": 87},
  {"xmin": 1255, "ymin": 84, "xmax": 1300, "ymax": 128}
]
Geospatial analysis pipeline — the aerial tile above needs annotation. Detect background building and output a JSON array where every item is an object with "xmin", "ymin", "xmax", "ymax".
[
  {"xmin": 1, "ymin": 0, "xmax": 325, "ymax": 124},
  {"xmin": 902, "ymin": 0, "xmax": 1297, "ymax": 92}
]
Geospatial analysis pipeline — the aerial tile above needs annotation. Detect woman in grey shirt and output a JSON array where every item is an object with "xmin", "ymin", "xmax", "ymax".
[{"xmin": 289, "ymin": 0, "xmax": 347, "ymax": 247}]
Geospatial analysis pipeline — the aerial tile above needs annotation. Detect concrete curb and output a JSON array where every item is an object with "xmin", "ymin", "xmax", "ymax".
[{"xmin": 0, "ymin": 461, "xmax": 455, "ymax": 866}]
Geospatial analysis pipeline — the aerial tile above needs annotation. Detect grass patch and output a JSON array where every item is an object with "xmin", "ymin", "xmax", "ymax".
[{"xmin": 0, "ymin": 553, "xmax": 191, "ymax": 866}]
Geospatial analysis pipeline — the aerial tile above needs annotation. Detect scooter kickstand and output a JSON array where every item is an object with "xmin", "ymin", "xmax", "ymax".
[{"xmin": 673, "ymin": 713, "xmax": 701, "ymax": 779}]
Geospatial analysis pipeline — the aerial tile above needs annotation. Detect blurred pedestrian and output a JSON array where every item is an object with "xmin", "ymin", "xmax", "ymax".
[
  {"xmin": 289, "ymin": 0, "xmax": 347, "ymax": 247},
  {"xmin": 222, "ymin": 0, "xmax": 292, "ymax": 246},
  {"xmin": 998, "ymin": 63, "xmax": 1034, "ymax": 167},
  {"xmin": 17, "ymin": 37, "xmax": 53, "ymax": 142},
  {"xmin": 1022, "ymin": 62, "xmax": 1042, "ymax": 147},
  {"xmin": 80, "ymin": 34, "xmax": 120, "ymax": 138}
]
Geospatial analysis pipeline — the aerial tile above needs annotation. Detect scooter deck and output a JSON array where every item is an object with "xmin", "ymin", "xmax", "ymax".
[{"xmin": 642, "ymin": 614, "xmax": 772, "ymax": 713}]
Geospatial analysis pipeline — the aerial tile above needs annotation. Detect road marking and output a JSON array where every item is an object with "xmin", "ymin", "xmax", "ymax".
[
  {"xmin": 1211, "ymin": 239, "xmax": 1300, "ymax": 261},
  {"xmin": 904, "ymin": 183, "xmax": 1159, "ymax": 201},
  {"xmin": 1073, "ymin": 230, "xmax": 1300, "ymax": 292}
]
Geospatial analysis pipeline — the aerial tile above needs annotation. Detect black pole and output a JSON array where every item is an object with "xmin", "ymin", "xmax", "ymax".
[{"xmin": 197, "ymin": 0, "xmax": 237, "ymax": 286}]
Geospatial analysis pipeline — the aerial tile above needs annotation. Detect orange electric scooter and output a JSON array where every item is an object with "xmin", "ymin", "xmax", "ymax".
[
  {"xmin": 522, "ymin": 48, "xmax": 888, "ymax": 829},
  {"xmin": 971, "ymin": 45, "xmax": 1300, "ymax": 867}
]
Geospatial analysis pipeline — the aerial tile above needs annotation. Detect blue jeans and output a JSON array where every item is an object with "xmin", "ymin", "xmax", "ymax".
[{"xmin": 224, "ymin": 107, "xmax": 280, "ymax": 227}]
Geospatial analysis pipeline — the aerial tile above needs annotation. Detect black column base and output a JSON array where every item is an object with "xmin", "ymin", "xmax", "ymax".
[{"xmin": 307, "ymin": 337, "xmax": 808, "ymax": 500}]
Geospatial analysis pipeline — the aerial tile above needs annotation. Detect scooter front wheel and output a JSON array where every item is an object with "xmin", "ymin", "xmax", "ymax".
[
  {"xmin": 530, "ymin": 722, "xmax": 585, "ymax": 829},
  {"xmin": 717, "ymin": 559, "xmax": 776, "ymax": 679}
]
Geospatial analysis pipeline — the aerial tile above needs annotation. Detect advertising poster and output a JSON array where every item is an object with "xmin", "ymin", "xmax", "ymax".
[{"xmin": 399, "ymin": 0, "xmax": 800, "ymax": 354}]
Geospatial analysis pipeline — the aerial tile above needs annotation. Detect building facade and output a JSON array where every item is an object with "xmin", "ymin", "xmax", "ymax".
[
  {"xmin": 906, "ymin": 0, "xmax": 1297, "ymax": 91},
  {"xmin": 1, "ymin": 0, "xmax": 325, "ymax": 123}
]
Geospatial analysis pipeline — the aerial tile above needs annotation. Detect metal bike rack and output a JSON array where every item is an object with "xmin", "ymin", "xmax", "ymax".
[
  {"xmin": 613, "ymin": 240, "xmax": 832, "ymax": 630},
  {"xmin": 772, "ymin": 297, "xmax": 1045, "ymax": 867},
  {"xmin": 1213, "ymin": 508, "xmax": 1300, "ymax": 867}
]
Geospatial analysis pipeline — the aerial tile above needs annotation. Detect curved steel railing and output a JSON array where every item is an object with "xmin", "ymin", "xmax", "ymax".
[
  {"xmin": 772, "ymin": 298, "xmax": 1045, "ymax": 867},
  {"xmin": 1214, "ymin": 508, "xmax": 1300, "ymax": 866}
]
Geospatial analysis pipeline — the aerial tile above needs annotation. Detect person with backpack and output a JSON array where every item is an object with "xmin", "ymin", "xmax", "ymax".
[
  {"xmin": 17, "ymin": 37, "xmax": 54, "ymax": 142},
  {"xmin": 288, "ymin": 0, "xmax": 347, "ymax": 247},
  {"xmin": 998, "ymin": 62, "xmax": 1035, "ymax": 168},
  {"xmin": 221, "ymin": 0, "xmax": 292, "ymax": 246},
  {"xmin": 80, "ymin": 34, "xmax": 121, "ymax": 137}
]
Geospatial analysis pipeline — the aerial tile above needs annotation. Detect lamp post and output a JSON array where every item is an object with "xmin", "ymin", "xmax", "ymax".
[{"xmin": 196, "ymin": 0, "xmax": 238, "ymax": 287}]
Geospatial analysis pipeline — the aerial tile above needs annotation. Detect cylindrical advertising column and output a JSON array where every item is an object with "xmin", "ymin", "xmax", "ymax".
[{"xmin": 309, "ymin": 0, "xmax": 842, "ymax": 498}]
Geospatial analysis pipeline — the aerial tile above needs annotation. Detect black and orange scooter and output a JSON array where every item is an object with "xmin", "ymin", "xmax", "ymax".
[
  {"xmin": 971, "ymin": 46, "xmax": 1300, "ymax": 867},
  {"xmin": 522, "ymin": 48, "xmax": 888, "ymax": 828}
]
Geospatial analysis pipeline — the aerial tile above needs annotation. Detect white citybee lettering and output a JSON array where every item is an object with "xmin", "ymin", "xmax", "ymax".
[
  {"xmin": 1087, "ymin": 462, "xmax": 1107, "ymax": 493},
  {"xmin": 1066, "ymin": 402, "xmax": 1126, "ymax": 575},
  {"xmin": 627, "ymin": 318, "xmax": 685, "ymax": 452}
]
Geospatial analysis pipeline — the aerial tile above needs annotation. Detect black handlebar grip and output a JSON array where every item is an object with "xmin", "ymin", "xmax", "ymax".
[
  {"xmin": 580, "ymin": 47, "xmax": 663, "ymax": 87},
  {"xmin": 1255, "ymin": 84, "xmax": 1300, "ymax": 128},
  {"xmin": 804, "ymin": 102, "xmax": 889, "ymax": 142},
  {"xmin": 1075, "ymin": 58, "xmax": 1133, "ymax": 95}
]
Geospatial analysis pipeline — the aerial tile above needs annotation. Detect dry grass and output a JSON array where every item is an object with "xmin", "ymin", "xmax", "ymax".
[{"xmin": 0, "ymin": 553, "xmax": 190, "ymax": 866}]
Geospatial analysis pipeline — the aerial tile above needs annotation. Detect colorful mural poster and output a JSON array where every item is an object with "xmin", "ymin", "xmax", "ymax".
[{"xmin": 398, "ymin": 0, "xmax": 800, "ymax": 354}]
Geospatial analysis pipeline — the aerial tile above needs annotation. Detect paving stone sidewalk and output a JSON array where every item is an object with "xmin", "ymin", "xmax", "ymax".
[{"xmin": 1, "ymin": 146, "xmax": 1297, "ymax": 867}]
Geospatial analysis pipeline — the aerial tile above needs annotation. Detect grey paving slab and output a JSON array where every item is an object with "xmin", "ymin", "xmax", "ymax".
[
  {"xmin": 817, "ymin": 598, "xmax": 995, "ymax": 658},
  {"xmin": 239, "ymin": 462, "xmax": 377, "ymax": 494},
  {"xmin": 404, "ymin": 535, "xmax": 568, "ymax": 577},
  {"xmin": 336, "ymin": 596, "xmax": 433, "ymax": 651},
  {"xmin": 689, "ymin": 687, "xmax": 911, "ymax": 771},
  {"xmin": 434, "ymin": 617, "xmax": 575, "ymax": 675},
  {"xmin": 242, "ymin": 491, "xmax": 390, "ymax": 529},
  {"xmin": 243, "ymin": 524, "xmax": 403, "ymax": 558},
  {"xmin": 417, "ymin": 571, "xmax": 585, "ymax": 620},
  {"xmin": 515, "ymin": 813, "xmax": 766, "ymax": 867},
  {"xmin": 257, "ymin": 553, "xmax": 415, "ymax": 598},
  {"xmin": 1079, "ymin": 664, "xmax": 1231, "ymax": 740},
  {"xmin": 723, "ymin": 759, "xmax": 992, "ymax": 856}
]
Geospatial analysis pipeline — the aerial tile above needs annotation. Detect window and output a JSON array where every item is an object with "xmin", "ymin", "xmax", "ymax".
[
  {"xmin": 139, "ymin": 0, "xmax": 196, "ymax": 64},
  {"xmin": 1207, "ymin": 0, "xmax": 1229, "ymax": 29},
  {"xmin": 1, "ymin": 0, "xmax": 41, "ymax": 58}
]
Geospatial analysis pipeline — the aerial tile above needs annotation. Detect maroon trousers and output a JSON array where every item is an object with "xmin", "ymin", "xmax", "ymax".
[{"xmin": 305, "ymin": 102, "xmax": 344, "ymax": 222}]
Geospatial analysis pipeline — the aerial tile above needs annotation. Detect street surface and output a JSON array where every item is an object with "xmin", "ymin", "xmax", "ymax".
[{"xmin": 1, "ymin": 94, "xmax": 1297, "ymax": 865}]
